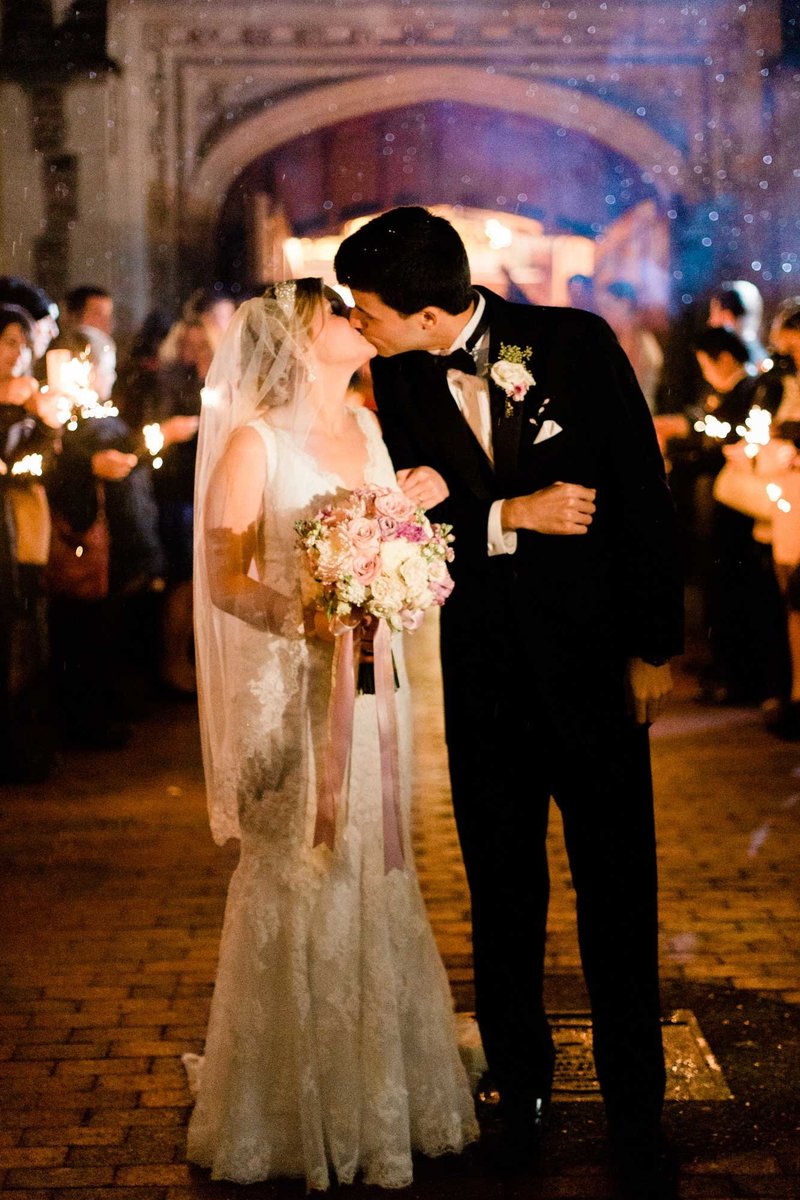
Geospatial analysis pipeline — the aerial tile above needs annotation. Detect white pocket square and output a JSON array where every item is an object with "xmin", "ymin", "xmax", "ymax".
[{"xmin": 533, "ymin": 419, "xmax": 562, "ymax": 445}]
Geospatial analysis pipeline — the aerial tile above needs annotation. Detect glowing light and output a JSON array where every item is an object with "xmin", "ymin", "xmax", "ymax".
[
  {"xmin": 143, "ymin": 422, "xmax": 165, "ymax": 456},
  {"xmin": 777, "ymin": 498, "xmax": 792, "ymax": 513},
  {"xmin": 484, "ymin": 218, "xmax": 513, "ymax": 250},
  {"xmin": 741, "ymin": 405, "xmax": 772, "ymax": 454},
  {"xmin": 200, "ymin": 386, "xmax": 221, "ymax": 408},
  {"xmin": 45, "ymin": 347, "xmax": 118, "ymax": 425},
  {"xmin": 694, "ymin": 414, "xmax": 731, "ymax": 439},
  {"xmin": 283, "ymin": 237, "xmax": 304, "ymax": 274},
  {"xmin": 766, "ymin": 483, "xmax": 783, "ymax": 502},
  {"xmin": 10, "ymin": 453, "xmax": 43, "ymax": 478}
]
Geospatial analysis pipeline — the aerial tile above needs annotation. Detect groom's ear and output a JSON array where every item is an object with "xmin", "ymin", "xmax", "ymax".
[{"xmin": 419, "ymin": 307, "xmax": 442, "ymax": 331}]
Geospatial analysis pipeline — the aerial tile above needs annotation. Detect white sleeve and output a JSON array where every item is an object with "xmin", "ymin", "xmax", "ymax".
[{"xmin": 487, "ymin": 499, "xmax": 517, "ymax": 556}]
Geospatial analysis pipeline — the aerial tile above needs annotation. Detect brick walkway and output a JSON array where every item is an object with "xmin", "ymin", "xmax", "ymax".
[{"xmin": 1, "ymin": 614, "xmax": 798, "ymax": 1199}]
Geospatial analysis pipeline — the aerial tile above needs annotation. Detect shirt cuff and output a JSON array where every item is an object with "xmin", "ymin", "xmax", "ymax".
[{"xmin": 487, "ymin": 499, "xmax": 517, "ymax": 556}]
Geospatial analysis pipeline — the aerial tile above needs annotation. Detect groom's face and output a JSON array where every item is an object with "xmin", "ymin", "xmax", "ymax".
[{"xmin": 349, "ymin": 291, "xmax": 437, "ymax": 357}]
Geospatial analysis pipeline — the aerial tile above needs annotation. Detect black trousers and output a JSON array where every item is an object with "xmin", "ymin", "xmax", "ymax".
[{"xmin": 441, "ymin": 618, "xmax": 665, "ymax": 1128}]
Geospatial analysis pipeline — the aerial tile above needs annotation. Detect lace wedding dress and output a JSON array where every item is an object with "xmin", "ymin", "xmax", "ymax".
[{"xmin": 184, "ymin": 406, "xmax": 478, "ymax": 1190}]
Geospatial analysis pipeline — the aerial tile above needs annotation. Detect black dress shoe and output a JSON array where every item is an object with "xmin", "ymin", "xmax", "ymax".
[
  {"xmin": 609, "ymin": 1126, "xmax": 677, "ymax": 1200},
  {"xmin": 476, "ymin": 1074, "xmax": 550, "ymax": 1168}
]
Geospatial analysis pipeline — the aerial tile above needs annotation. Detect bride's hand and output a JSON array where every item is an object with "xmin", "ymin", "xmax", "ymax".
[
  {"xmin": 303, "ymin": 608, "xmax": 336, "ymax": 642},
  {"xmin": 396, "ymin": 466, "xmax": 449, "ymax": 510}
]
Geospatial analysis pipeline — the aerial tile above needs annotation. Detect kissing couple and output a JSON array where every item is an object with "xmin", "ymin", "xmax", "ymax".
[{"xmin": 184, "ymin": 206, "xmax": 683, "ymax": 1195}]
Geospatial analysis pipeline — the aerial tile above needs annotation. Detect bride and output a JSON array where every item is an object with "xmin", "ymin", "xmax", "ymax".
[{"xmin": 185, "ymin": 279, "xmax": 478, "ymax": 1190}]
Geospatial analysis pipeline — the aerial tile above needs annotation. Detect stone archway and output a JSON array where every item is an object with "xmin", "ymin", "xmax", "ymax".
[{"xmin": 185, "ymin": 64, "xmax": 699, "ymax": 227}]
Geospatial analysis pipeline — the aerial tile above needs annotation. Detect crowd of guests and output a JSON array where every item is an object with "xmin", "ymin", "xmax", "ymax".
[
  {"xmin": 0, "ymin": 277, "xmax": 235, "ymax": 781},
  {"xmin": 2, "ymin": 269, "xmax": 800, "ymax": 784}
]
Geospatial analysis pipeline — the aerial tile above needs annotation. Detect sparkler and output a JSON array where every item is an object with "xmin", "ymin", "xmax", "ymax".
[
  {"xmin": 694, "ymin": 413, "xmax": 731, "ymax": 440},
  {"xmin": 735, "ymin": 405, "xmax": 771, "ymax": 459},
  {"xmin": 45, "ymin": 348, "xmax": 119, "ymax": 428},
  {"xmin": 143, "ymin": 422, "xmax": 165, "ymax": 469},
  {"xmin": 10, "ymin": 453, "xmax": 43, "ymax": 478}
]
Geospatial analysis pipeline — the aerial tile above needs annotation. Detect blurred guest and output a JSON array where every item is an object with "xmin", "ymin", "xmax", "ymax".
[
  {"xmin": 566, "ymin": 273, "xmax": 598, "ymax": 313},
  {"xmin": 767, "ymin": 306, "xmax": 800, "ymax": 425},
  {"xmin": 53, "ymin": 287, "xmax": 117, "ymax": 391},
  {"xmin": 692, "ymin": 328, "xmax": 787, "ymax": 705},
  {"xmin": 0, "ymin": 277, "xmax": 59, "ymax": 364},
  {"xmin": 695, "ymin": 327, "xmax": 756, "ymax": 430},
  {"xmin": 64, "ymin": 285, "xmax": 115, "ymax": 337},
  {"xmin": 708, "ymin": 280, "xmax": 767, "ymax": 371},
  {"xmin": 761, "ymin": 307, "xmax": 800, "ymax": 735},
  {"xmin": 183, "ymin": 287, "xmax": 236, "ymax": 349},
  {"xmin": 114, "ymin": 309, "xmax": 174, "ymax": 432},
  {"xmin": 599, "ymin": 280, "xmax": 663, "ymax": 412},
  {"xmin": 0, "ymin": 305, "xmax": 61, "ymax": 781},
  {"xmin": 158, "ymin": 289, "xmax": 235, "ymax": 366},
  {"xmin": 47, "ymin": 327, "xmax": 164, "ymax": 746},
  {"xmin": 152, "ymin": 319, "xmax": 210, "ymax": 693}
]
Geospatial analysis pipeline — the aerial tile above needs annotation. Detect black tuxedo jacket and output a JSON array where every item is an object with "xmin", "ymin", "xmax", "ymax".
[{"xmin": 371, "ymin": 288, "xmax": 683, "ymax": 680}]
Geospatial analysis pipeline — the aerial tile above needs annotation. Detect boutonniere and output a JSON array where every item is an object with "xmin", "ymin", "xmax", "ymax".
[{"xmin": 489, "ymin": 344, "xmax": 535, "ymax": 417}]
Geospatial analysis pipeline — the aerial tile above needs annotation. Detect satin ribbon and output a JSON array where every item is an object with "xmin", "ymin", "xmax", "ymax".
[
  {"xmin": 313, "ymin": 618, "xmax": 405, "ymax": 874},
  {"xmin": 373, "ymin": 619, "xmax": 405, "ymax": 873}
]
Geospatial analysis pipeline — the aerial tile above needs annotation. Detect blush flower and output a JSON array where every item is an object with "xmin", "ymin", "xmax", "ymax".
[
  {"xmin": 374, "ymin": 491, "xmax": 416, "ymax": 521},
  {"xmin": 352, "ymin": 554, "xmax": 381, "ymax": 585},
  {"xmin": 346, "ymin": 516, "xmax": 382, "ymax": 554}
]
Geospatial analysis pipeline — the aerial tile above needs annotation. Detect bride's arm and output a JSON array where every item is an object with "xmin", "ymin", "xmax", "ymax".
[{"xmin": 204, "ymin": 426, "xmax": 294, "ymax": 634}]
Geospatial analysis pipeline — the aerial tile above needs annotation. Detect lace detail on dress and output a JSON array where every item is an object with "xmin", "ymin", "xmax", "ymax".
[{"xmin": 186, "ymin": 411, "xmax": 478, "ymax": 1188}]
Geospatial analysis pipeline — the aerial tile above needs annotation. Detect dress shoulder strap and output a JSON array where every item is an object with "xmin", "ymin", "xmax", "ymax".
[
  {"xmin": 352, "ymin": 404, "xmax": 382, "ymax": 443},
  {"xmin": 245, "ymin": 418, "xmax": 277, "ymax": 485}
]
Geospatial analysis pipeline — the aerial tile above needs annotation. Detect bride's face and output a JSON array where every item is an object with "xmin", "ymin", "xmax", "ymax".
[{"xmin": 310, "ymin": 294, "xmax": 376, "ymax": 370}]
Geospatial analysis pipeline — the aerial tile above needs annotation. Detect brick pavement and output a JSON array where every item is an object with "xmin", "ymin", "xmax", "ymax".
[{"xmin": 0, "ymin": 613, "xmax": 798, "ymax": 1199}]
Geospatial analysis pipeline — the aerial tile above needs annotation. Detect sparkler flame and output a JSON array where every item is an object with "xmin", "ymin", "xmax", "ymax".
[
  {"xmin": 45, "ymin": 348, "xmax": 118, "ymax": 425},
  {"xmin": 740, "ymin": 405, "xmax": 771, "ymax": 448},
  {"xmin": 143, "ymin": 423, "xmax": 165, "ymax": 456},
  {"xmin": 694, "ymin": 414, "xmax": 731, "ymax": 440},
  {"xmin": 10, "ymin": 454, "xmax": 43, "ymax": 478}
]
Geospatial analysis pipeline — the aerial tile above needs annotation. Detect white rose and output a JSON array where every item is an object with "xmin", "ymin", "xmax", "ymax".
[
  {"xmin": 341, "ymin": 579, "xmax": 367, "ymax": 607},
  {"xmin": 399, "ymin": 555, "xmax": 428, "ymax": 594},
  {"xmin": 490, "ymin": 360, "xmax": 534, "ymax": 397},
  {"xmin": 370, "ymin": 573, "xmax": 405, "ymax": 614},
  {"xmin": 380, "ymin": 539, "xmax": 415, "ymax": 572}
]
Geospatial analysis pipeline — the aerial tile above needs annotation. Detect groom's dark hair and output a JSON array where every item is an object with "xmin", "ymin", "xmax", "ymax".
[{"xmin": 334, "ymin": 207, "xmax": 473, "ymax": 316}]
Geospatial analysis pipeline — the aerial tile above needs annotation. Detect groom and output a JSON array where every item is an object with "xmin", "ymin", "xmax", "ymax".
[{"xmin": 335, "ymin": 208, "xmax": 683, "ymax": 1180}]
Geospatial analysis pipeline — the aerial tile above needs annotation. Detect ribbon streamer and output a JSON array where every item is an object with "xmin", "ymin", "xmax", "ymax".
[
  {"xmin": 313, "ymin": 625, "xmax": 355, "ymax": 853},
  {"xmin": 373, "ymin": 619, "xmax": 405, "ymax": 873},
  {"xmin": 313, "ymin": 618, "xmax": 405, "ymax": 873}
]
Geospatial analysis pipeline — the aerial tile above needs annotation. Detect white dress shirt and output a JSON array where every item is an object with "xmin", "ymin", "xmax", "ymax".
[{"xmin": 432, "ymin": 295, "xmax": 517, "ymax": 556}]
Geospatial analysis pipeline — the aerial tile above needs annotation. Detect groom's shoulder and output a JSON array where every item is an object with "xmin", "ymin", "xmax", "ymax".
[
  {"xmin": 505, "ymin": 298, "xmax": 614, "ymax": 344},
  {"xmin": 480, "ymin": 287, "xmax": 615, "ymax": 348}
]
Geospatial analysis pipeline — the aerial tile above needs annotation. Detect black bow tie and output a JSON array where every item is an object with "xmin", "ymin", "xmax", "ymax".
[
  {"xmin": 433, "ymin": 297, "xmax": 490, "ymax": 376},
  {"xmin": 435, "ymin": 347, "xmax": 480, "ymax": 375}
]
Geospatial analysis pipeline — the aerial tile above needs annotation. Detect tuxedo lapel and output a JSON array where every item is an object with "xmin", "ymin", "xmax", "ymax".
[
  {"xmin": 414, "ymin": 354, "xmax": 495, "ymax": 495},
  {"xmin": 482, "ymin": 296, "xmax": 540, "ymax": 490}
]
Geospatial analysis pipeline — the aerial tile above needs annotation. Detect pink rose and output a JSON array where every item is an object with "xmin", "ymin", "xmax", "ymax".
[
  {"xmin": 346, "ymin": 516, "xmax": 381, "ymax": 553},
  {"xmin": 377, "ymin": 514, "xmax": 399, "ymax": 537},
  {"xmin": 374, "ymin": 490, "xmax": 416, "ymax": 521},
  {"xmin": 352, "ymin": 554, "xmax": 380, "ymax": 584}
]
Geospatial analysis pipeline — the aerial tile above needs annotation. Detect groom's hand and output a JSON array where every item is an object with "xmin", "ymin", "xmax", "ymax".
[
  {"xmin": 626, "ymin": 658, "xmax": 673, "ymax": 725},
  {"xmin": 501, "ymin": 482, "xmax": 596, "ymax": 535},
  {"xmin": 396, "ymin": 466, "xmax": 449, "ymax": 510}
]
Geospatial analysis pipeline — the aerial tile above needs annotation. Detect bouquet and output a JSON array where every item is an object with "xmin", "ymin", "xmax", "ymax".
[{"xmin": 295, "ymin": 485, "xmax": 455, "ymax": 690}]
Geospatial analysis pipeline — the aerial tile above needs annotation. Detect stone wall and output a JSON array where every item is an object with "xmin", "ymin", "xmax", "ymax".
[{"xmin": 0, "ymin": 0, "xmax": 797, "ymax": 329}]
